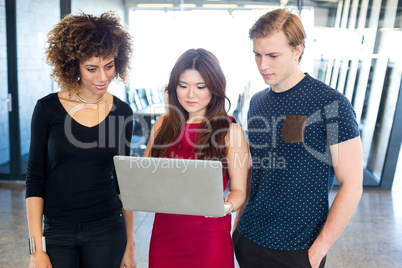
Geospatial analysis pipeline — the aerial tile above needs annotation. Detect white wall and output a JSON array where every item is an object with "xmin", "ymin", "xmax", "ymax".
[
  {"xmin": 16, "ymin": 0, "xmax": 60, "ymax": 158},
  {"xmin": 72, "ymin": 0, "xmax": 127, "ymax": 21}
]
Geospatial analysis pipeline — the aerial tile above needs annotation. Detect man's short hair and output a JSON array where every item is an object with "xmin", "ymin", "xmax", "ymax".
[{"xmin": 249, "ymin": 9, "xmax": 306, "ymax": 62}]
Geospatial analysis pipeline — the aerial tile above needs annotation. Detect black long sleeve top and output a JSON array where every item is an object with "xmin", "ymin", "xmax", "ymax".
[{"xmin": 25, "ymin": 93, "xmax": 133, "ymax": 223}]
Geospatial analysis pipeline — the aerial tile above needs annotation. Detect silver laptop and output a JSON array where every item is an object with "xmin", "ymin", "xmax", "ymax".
[{"xmin": 113, "ymin": 156, "xmax": 231, "ymax": 217}]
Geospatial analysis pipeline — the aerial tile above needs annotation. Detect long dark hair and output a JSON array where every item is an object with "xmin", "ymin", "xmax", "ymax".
[{"xmin": 151, "ymin": 48, "xmax": 231, "ymax": 162}]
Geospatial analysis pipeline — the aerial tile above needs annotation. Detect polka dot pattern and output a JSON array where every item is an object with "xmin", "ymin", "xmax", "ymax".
[{"xmin": 237, "ymin": 74, "xmax": 360, "ymax": 250}]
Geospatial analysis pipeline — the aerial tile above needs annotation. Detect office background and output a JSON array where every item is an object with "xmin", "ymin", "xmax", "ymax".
[{"xmin": 0, "ymin": 0, "xmax": 401, "ymax": 267}]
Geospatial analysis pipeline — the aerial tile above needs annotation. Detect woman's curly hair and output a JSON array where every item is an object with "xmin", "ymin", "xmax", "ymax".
[{"xmin": 46, "ymin": 11, "xmax": 133, "ymax": 92}]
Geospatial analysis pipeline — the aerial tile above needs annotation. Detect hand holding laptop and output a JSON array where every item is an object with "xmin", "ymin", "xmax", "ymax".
[
  {"xmin": 205, "ymin": 202, "xmax": 233, "ymax": 218},
  {"xmin": 224, "ymin": 204, "xmax": 233, "ymax": 215}
]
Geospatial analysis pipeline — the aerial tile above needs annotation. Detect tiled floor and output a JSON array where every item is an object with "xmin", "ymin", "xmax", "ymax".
[{"xmin": 1, "ymin": 177, "xmax": 401, "ymax": 268}]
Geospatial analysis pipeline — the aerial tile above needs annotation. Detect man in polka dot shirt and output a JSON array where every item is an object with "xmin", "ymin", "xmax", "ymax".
[{"xmin": 233, "ymin": 8, "xmax": 363, "ymax": 268}]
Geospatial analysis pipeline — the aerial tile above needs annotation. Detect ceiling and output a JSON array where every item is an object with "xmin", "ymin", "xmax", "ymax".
[{"xmin": 124, "ymin": 0, "xmax": 340, "ymax": 10}]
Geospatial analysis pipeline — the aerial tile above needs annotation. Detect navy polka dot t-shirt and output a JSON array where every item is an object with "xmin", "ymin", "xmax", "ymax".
[{"xmin": 237, "ymin": 74, "xmax": 360, "ymax": 250}]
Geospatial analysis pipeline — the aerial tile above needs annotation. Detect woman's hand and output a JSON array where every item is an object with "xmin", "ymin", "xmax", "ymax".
[
  {"xmin": 26, "ymin": 197, "xmax": 50, "ymax": 268},
  {"xmin": 29, "ymin": 251, "xmax": 52, "ymax": 268},
  {"xmin": 120, "ymin": 245, "xmax": 136, "ymax": 268},
  {"xmin": 224, "ymin": 201, "xmax": 234, "ymax": 215}
]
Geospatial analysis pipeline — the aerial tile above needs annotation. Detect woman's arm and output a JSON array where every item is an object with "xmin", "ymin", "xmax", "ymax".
[
  {"xmin": 119, "ymin": 106, "xmax": 137, "ymax": 267},
  {"xmin": 26, "ymin": 197, "xmax": 52, "ymax": 268},
  {"xmin": 119, "ymin": 201, "xmax": 136, "ymax": 268},
  {"xmin": 232, "ymin": 154, "xmax": 252, "ymax": 230},
  {"xmin": 143, "ymin": 115, "xmax": 165, "ymax": 157},
  {"xmin": 224, "ymin": 123, "xmax": 250, "ymax": 215},
  {"xmin": 26, "ymin": 101, "xmax": 52, "ymax": 267}
]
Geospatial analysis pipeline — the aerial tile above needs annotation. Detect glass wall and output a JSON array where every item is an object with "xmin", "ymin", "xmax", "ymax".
[
  {"xmin": 0, "ymin": 0, "xmax": 10, "ymax": 175},
  {"xmin": 312, "ymin": 0, "xmax": 402, "ymax": 187}
]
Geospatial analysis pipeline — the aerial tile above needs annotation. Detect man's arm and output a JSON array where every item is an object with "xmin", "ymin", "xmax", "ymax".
[{"xmin": 308, "ymin": 136, "xmax": 363, "ymax": 268}]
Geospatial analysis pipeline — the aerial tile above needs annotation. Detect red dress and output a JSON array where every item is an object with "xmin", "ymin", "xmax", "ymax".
[{"xmin": 148, "ymin": 122, "xmax": 234, "ymax": 268}]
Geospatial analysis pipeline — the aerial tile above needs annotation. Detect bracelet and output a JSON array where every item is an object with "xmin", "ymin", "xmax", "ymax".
[
  {"xmin": 226, "ymin": 201, "xmax": 235, "ymax": 214},
  {"xmin": 28, "ymin": 236, "xmax": 46, "ymax": 254}
]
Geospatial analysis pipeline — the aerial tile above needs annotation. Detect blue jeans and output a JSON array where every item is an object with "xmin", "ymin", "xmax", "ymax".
[
  {"xmin": 233, "ymin": 229, "xmax": 326, "ymax": 268},
  {"xmin": 43, "ymin": 210, "xmax": 127, "ymax": 268}
]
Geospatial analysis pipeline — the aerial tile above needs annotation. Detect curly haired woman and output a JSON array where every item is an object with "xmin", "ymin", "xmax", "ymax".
[{"xmin": 25, "ymin": 12, "xmax": 136, "ymax": 268}]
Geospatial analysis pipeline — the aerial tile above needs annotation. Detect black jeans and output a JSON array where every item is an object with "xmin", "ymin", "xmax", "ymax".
[
  {"xmin": 233, "ymin": 229, "xmax": 326, "ymax": 268},
  {"xmin": 43, "ymin": 210, "xmax": 127, "ymax": 268}
]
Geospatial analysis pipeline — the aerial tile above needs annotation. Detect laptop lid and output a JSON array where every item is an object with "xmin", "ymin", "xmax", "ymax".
[{"xmin": 113, "ymin": 156, "xmax": 227, "ymax": 217}]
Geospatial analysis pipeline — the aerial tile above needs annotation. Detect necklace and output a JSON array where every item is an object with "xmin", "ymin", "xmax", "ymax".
[{"xmin": 75, "ymin": 93, "xmax": 105, "ymax": 104}]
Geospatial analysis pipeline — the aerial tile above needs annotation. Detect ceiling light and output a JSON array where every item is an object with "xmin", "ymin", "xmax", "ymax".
[
  {"xmin": 243, "ymin": 5, "xmax": 277, "ymax": 9},
  {"xmin": 136, "ymin": 3, "xmax": 174, "ymax": 8},
  {"xmin": 201, "ymin": 4, "xmax": 238, "ymax": 8},
  {"xmin": 180, "ymin": 3, "xmax": 197, "ymax": 8}
]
